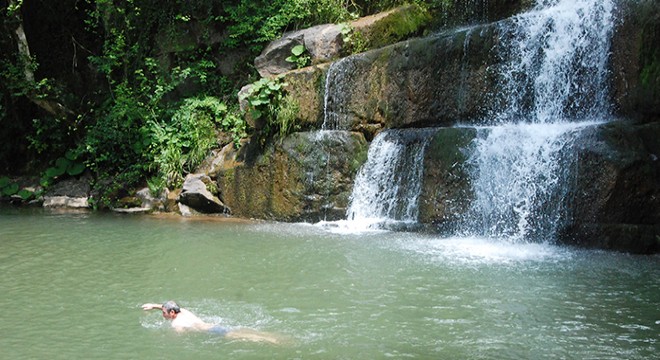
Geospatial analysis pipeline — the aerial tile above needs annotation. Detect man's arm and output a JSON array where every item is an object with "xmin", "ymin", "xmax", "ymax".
[{"xmin": 141, "ymin": 303, "xmax": 162, "ymax": 311}]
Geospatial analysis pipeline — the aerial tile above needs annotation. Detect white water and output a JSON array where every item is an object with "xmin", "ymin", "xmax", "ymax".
[
  {"xmin": 494, "ymin": 0, "xmax": 614, "ymax": 123},
  {"xmin": 322, "ymin": 57, "xmax": 356, "ymax": 130},
  {"xmin": 344, "ymin": 128, "xmax": 436, "ymax": 230},
  {"xmin": 460, "ymin": 121, "xmax": 601, "ymax": 242},
  {"xmin": 456, "ymin": 0, "xmax": 615, "ymax": 241},
  {"xmin": 320, "ymin": 0, "xmax": 616, "ymax": 239}
]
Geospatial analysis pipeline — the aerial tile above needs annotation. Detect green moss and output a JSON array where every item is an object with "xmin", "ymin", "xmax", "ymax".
[
  {"xmin": 346, "ymin": 132, "xmax": 369, "ymax": 174},
  {"xmin": 363, "ymin": 4, "xmax": 432, "ymax": 50},
  {"xmin": 426, "ymin": 127, "xmax": 477, "ymax": 166}
]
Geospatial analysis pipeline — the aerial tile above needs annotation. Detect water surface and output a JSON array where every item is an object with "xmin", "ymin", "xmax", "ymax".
[{"xmin": 1, "ymin": 208, "xmax": 657, "ymax": 359}]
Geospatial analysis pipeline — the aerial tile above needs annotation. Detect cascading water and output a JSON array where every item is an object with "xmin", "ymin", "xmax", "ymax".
[
  {"xmin": 456, "ymin": 0, "xmax": 614, "ymax": 242},
  {"xmin": 323, "ymin": 57, "xmax": 359, "ymax": 131},
  {"xmin": 333, "ymin": 0, "xmax": 615, "ymax": 239},
  {"xmin": 493, "ymin": 0, "xmax": 614, "ymax": 123},
  {"xmin": 459, "ymin": 122, "xmax": 597, "ymax": 242},
  {"xmin": 346, "ymin": 128, "xmax": 436, "ymax": 230}
]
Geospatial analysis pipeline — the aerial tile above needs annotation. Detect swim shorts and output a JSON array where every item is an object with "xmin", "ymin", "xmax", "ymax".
[{"xmin": 208, "ymin": 325, "xmax": 229, "ymax": 336}]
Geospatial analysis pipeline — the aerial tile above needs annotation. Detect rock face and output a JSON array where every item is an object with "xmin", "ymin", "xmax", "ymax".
[
  {"xmin": 218, "ymin": 1, "xmax": 660, "ymax": 253},
  {"xmin": 558, "ymin": 121, "xmax": 660, "ymax": 253},
  {"xmin": 217, "ymin": 131, "xmax": 368, "ymax": 222},
  {"xmin": 320, "ymin": 27, "xmax": 500, "ymax": 131},
  {"xmin": 397, "ymin": 122, "xmax": 660, "ymax": 253},
  {"xmin": 277, "ymin": 25, "xmax": 502, "ymax": 142},
  {"xmin": 609, "ymin": 0, "xmax": 660, "ymax": 121},
  {"xmin": 418, "ymin": 127, "xmax": 477, "ymax": 230}
]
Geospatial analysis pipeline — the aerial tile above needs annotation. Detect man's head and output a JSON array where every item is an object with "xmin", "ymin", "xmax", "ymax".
[{"xmin": 161, "ymin": 301, "xmax": 181, "ymax": 319}]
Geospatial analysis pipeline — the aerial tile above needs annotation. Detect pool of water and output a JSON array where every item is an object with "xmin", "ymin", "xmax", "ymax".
[{"xmin": 0, "ymin": 208, "xmax": 657, "ymax": 359}]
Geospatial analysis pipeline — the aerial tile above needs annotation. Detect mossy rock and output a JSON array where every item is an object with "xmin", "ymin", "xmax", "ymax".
[{"xmin": 356, "ymin": 3, "xmax": 433, "ymax": 51}]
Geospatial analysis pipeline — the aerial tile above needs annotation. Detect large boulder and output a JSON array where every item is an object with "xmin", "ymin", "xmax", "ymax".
[
  {"xmin": 178, "ymin": 174, "xmax": 230, "ymax": 214},
  {"xmin": 43, "ymin": 176, "xmax": 91, "ymax": 208},
  {"xmin": 254, "ymin": 24, "xmax": 339, "ymax": 78}
]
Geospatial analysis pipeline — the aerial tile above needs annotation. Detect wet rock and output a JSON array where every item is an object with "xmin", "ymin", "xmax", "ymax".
[
  {"xmin": 217, "ymin": 131, "xmax": 368, "ymax": 222},
  {"xmin": 610, "ymin": 0, "xmax": 660, "ymax": 121},
  {"xmin": 418, "ymin": 127, "xmax": 477, "ymax": 230},
  {"xmin": 557, "ymin": 121, "xmax": 660, "ymax": 253}
]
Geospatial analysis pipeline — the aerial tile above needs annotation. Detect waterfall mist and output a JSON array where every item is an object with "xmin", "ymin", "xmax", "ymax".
[{"xmin": 458, "ymin": 122, "xmax": 600, "ymax": 242}]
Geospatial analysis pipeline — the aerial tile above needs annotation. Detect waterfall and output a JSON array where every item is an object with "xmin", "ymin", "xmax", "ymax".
[
  {"xmin": 323, "ymin": 57, "xmax": 358, "ymax": 131},
  {"xmin": 454, "ymin": 0, "xmax": 615, "ymax": 241},
  {"xmin": 346, "ymin": 129, "xmax": 436, "ymax": 229},
  {"xmin": 493, "ymin": 0, "xmax": 614, "ymax": 123},
  {"xmin": 459, "ymin": 122, "xmax": 598, "ymax": 242},
  {"xmin": 331, "ymin": 0, "xmax": 615, "ymax": 239}
]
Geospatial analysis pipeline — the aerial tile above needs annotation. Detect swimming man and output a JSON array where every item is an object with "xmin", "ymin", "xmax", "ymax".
[{"xmin": 141, "ymin": 301, "xmax": 281, "ymax": 344}]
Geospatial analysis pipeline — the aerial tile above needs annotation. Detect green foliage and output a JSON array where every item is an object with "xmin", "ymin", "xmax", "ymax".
[
  {"xmin": 147, "ymin": 96, "xmax": 233, "ymax": 188},
  {"xmin": 339, "ymin": 22, "xmax": 368, "ymax": 55},
  {"xmin": 276, "ymin": 95, "xmax": 301, "ymax": 139},
  {"xmin": 2, "ymin": 0, "xmax": 439, "ymax": 206},
  {"xmin": 0, "ymin": 52, "xmax": 38, "ymax": 98},
  {"xmin": 17, "ymin": 188, "xmax": 34, "ymax": 200},
  {"xmin": 7, "ymin": 0, "xmax": 24, "ymax": 15},
  {"xmin": 40, "ymin": 150, "xmax": 86, "ymax": 187},
  {"xmin": 362, "ymin": 3, "xmax": 432, "ymax": 49},
  {"xmin": 240, "ymin": 76, "xmax": 287, "ymax": 123},
  {"xmin": 0, "ymin": 176, "xmax": 18, "ymax": 196},
  {"xmin": 240, "ymin": 76, "xmax": 302, "ymax": 142},
  {"xmin": 241, "ymin": 76, "xmax": 301, "ymax": 142},
  {"xmin": 285, "ymin": 44, "xmax": 311, "ymax": 68},
  {"xmin": 272, "ymin": 0, "xmax": 360, "ymax": 31},
  {"xmin": 0, "ymin": 175, "xmax": 37, "ymax": 201}
]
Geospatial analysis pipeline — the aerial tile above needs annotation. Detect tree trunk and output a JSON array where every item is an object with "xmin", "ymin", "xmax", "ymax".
[{"xmin": 8, "ymin": 0, "xmax": 72, "ymax": 118}]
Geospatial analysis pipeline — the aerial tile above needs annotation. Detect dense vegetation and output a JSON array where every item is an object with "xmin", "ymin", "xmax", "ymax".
[{"xmin": 0, "ymin": 0, "xmax": 512, "ymax": 207}]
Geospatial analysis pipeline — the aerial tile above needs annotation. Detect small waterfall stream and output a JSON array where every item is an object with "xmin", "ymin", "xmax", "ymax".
[
  {"xmin": 325, "ymin": 0, "xmax": 615, "ymax": 239},
  {"xmin": 323, "ymin": 57, "xmax": 358, "ymax": 131},
  {"xmin": 346, "ymin": 128, "xmax": 436, "ymax": 229}
]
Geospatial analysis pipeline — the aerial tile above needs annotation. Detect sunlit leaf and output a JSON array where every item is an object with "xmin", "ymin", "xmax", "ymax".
[{"xmin": 291, "ymin": 44, "xmax": 305, "ymax": 56}]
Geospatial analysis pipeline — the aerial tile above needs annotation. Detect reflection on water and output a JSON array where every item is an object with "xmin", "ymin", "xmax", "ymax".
[{"xmin": 0, "ymin": 208, "xmax": 658, "ymax": 359}]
